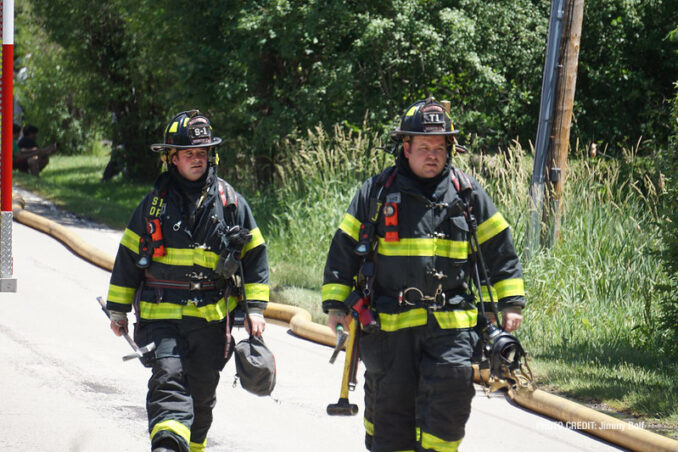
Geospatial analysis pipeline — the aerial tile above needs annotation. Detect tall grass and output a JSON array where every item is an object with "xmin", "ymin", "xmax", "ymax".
[{"xmin": 260, "ymin": 125, "xmax": 394, "ymax": 290}]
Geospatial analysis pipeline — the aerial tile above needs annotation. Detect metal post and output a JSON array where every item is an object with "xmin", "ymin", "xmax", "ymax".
[
  {"xmin": 0, "ymin": 0, "xmax": 17, "ymax": 292},
  {"xmin": 526, "ymin": 0, "xmax": 566, "ymax": 259}
]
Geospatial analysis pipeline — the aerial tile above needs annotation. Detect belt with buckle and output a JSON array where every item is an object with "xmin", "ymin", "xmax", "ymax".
[
  {"xmin": 145, "ymin": 278, "xmax": 217, "ymax": 291},
  {"xmin": 398, "ymin": 285, "xmax": 466, "ymax": 310}
]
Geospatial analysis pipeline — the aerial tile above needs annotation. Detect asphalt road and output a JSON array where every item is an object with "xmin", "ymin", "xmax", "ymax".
[{"xmin": 0, "ymin": 189, "xmax": 624, "ymax": 451}]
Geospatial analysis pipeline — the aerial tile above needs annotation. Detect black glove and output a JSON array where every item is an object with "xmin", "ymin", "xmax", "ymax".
[
  {"xmin": 215, "ymin": 226, "xmax": 252, "ymax": 279},
  {"xmin": 225, "ymin": 226, "xmax": 252, "ymax": 251}
]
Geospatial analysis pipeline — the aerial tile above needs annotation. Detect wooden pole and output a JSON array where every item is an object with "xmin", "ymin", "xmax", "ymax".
[{"xmin": 547, "ymin": 0, "xmax": 585, "ymax": 245}]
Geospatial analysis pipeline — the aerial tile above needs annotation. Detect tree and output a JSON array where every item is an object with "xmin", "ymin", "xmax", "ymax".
[
  {"xmin": 18, "ymin": 0, "xmax": 678, "ymax": 183},
  {"xmin": 575, "ymin": 0, "xmax": 678, "ymax": 151},
  {"xmin": 145, "ymin": 0, "xmax": 547, "ymax": 175},
  {"xmin": 25, "ymin": 0, "xmax": 170, "ymax": 181}
]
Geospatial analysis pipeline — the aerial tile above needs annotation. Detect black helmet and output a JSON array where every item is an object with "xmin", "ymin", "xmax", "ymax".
[
  {"xmin": 150, "ymin": 109, "xmax": 222, "ymax": 152},
  {"xmin": 390, "ymin": 97, "xmax": 458, "ymax": 140}
]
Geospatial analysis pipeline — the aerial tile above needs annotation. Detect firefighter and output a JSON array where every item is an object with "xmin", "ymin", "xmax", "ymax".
[
  {"xmin": 105, "ymin": 110, "xmax": 269, "ymax": 452},
  {"xmin": 322, "ymin": 98, "xmax": 525, "ymax": 451}
]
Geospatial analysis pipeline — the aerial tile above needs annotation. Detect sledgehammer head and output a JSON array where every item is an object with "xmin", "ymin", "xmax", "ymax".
[
  {"xmin": 122, "ymin": 341, "xmax": 156, "ymax": 361},
  {"xmin": 327, "ymin": 397, "xmax": 359, "ymax": 416}
]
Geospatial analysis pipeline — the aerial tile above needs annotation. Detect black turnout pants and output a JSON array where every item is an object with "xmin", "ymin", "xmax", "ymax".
[
  {"xmin": 135, "ymin": 318, "xmax": 230, "ymax": 451},
  {"xmin": 360, "ymin": 313, "xmax": 478, "ymax": 452}
]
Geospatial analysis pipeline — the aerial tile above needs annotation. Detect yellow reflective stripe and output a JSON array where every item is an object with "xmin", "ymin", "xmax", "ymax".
[
  {"xmin": 189, "ymin": 439, "xmax": 207, "ymax": 452},
  {"xmin": 322, "ymin": 283, "xmax": 352, "ymax": 302},
  {"xmin": 378, "ymin": 308, "xmax": 428, "ymax": 331},
  {"xmin": 377, "ymin": 238, "xmax": 467, "ymax": 260},
  {"xmin": 495, "ymin": 278, "xmax": 525, "ymax": 298},
  {"xmin": 120, "ymin": 228, "xmax": 140, "ymax": 254},
  {"xmin": 150, "ymin": 419, "xmax": 190, "ymax": 444},
  {"xmin": 241, "ymin": 227, "xmax": 265, "ymax": 257},
  {"xmin": 364, "ymin": 417, "xmax": 374, "ymax": 436},
  {"xmin": 138, "ymin": 296, "xmax": 238, "ymax": 321},
  {"xmin": 154, "ymin": 247, "xmax": 220, "ymax": 268},
  {"xmin": 168, "ymin": 121, "xmax": 180, "ymax": 134},
  {"xmin": 421, "ymin": 431, "xmax": 462, "ymax": 452},
  {"xmin": 434, "ymin": 239, "xmax": 468, "ymax": 260},
  {"xmin": 245, "ymin": 283, "xmax": 269, "ymax": 302},
  {"xmin": 476, "ymin": 212, "xmax": 508, "ymax": 245},
  {"xmin": 432, "ymin": 309, "xmax": 478, "ymax": 329},
  {"xmin": 339, "ymin": 213, "xmax": 361, "ymax": 242},
  {"xmin": 107, "ymin": 284, "xmax": 136, "ymax": 305},
  {"xmin": 481, "ymin": 285, "xmax": 498, "ymax": 302},
  {"xmin": 183, "ymin": 116, "xmax": 189, "ymax": 127},
  {"xmin": 406, "ymin": 105, "xmax": 417, "ymax": 116}
]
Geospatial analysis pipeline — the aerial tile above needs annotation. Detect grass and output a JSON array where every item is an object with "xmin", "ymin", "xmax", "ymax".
[
  {"xmin": 10, "ymin": 128, "xmax": 677, "ymax": 439},
  {"xmin": 12, "ymin": 154, "xmax": 148, "ymax": 229}
]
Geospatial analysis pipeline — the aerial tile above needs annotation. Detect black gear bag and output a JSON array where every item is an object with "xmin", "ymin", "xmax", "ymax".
[{"xmin": 233, "ymin": 261, "xmax": 276, "ymax": 397}]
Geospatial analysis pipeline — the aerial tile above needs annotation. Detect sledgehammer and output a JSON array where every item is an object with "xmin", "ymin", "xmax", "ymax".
[
  {"xmin": 327, "ymin": 318, "xmax": 359, "ymax": 416},
  {"xmin": 96, "ymin": 296, "xmax": 156, "ymax": 362}
]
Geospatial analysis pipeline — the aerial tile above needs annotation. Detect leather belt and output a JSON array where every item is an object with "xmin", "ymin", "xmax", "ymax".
[
  {"xmin": 145, "ymin": 278, "xmax": 218, "ymax": 291},
  {"xmin": 397, "ymin": 286, "xmax": 467, "ymax": 310}
]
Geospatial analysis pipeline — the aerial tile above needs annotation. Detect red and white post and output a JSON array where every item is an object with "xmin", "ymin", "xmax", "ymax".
[{"xmin": 0, "ymin": 0, "xmax": 17, "ymax": 292}]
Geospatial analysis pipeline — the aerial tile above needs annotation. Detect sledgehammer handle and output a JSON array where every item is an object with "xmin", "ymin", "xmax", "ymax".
[{"xmin": 339, "ymin": 319, "xmax": 358, "ymax": 399}]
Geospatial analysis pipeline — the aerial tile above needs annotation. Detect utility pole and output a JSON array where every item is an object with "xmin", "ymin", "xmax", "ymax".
[
  {"xmin": 546, "ymin": 0, "xmax": 585, "ymax": 245},
  {"xmin": 527, "ymin": 0, "xmax": 566, "ymax": 258},
  {"xmin": 527, "ymin": 0, "xmax": 584, "ymax": 256}
]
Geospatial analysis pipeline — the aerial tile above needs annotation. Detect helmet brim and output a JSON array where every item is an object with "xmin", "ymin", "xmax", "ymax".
[
  {"xmin": 150, "ymin": 137, "xmax": 222, "ymax": 152},
  {"xmin": 391, "ymin": 130, "xmax": 459, "ymax": 138},
  {"xmin": 389, "ymin": 130, "xmax": 459, "ymax": 142}
]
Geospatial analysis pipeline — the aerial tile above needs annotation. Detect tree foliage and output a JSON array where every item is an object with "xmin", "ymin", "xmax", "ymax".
[
  {"xmin": 17, "ymin": 0, "xmax": 170, "ymax": 180},
  {"xmin": 14, "ymin": 0, "xmax": 678, "ymax": 180},
  {"xmin": 576, "ymin": 0, "xmax": 678, "ymax": 149}
]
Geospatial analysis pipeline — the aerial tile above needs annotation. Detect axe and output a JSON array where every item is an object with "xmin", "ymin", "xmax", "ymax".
[{"xmin": 96, "ymin": 296, "xmax": 156, "ymax": 362}]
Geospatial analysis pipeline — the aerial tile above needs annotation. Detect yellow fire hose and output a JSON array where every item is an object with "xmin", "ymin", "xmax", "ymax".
[{"xmin": 11, "ymin": 194, "xmax": 678, "ymax": 451}]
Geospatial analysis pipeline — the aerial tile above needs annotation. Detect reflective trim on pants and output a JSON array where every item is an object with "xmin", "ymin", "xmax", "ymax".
[
  {"xmin": 421, "ymin": 431, "xmax": 462, "ymax": 451},
  {"xmin": 151, "ymin": 419, "xmax": 191, "ymax": 445},
  {"xmin": 189, "ymin": 439, "xmax": 207, "ymax": 452}
]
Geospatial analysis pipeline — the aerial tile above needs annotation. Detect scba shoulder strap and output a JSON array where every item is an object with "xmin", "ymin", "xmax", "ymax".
[{"xmin": 356, "ymin": 165, "xmax": 473, "ymax": 254}]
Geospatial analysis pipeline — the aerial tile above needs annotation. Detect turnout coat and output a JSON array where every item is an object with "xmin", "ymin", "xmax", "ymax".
[
  {"xmin": 322, "ymin": 164, "xmax": 525, "ymax": 332},
  {"xmin": 106, "ymin": 172, "xmax": 269, "ymax": 321}
]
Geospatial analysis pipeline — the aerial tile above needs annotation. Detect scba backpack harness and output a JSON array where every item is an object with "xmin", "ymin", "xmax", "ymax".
[
  {"xmin": 136, "ymin": 175, "xmax": 238, "ymax": 269},
  {"xmin": 347, "ymin": 165, "xmax": 474, "ymax": 329}
]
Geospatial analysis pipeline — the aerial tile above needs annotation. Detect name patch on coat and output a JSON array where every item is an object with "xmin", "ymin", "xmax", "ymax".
[{"xmin": 386, "ymin": 192, "xmax": 401, "ymax": 204}]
